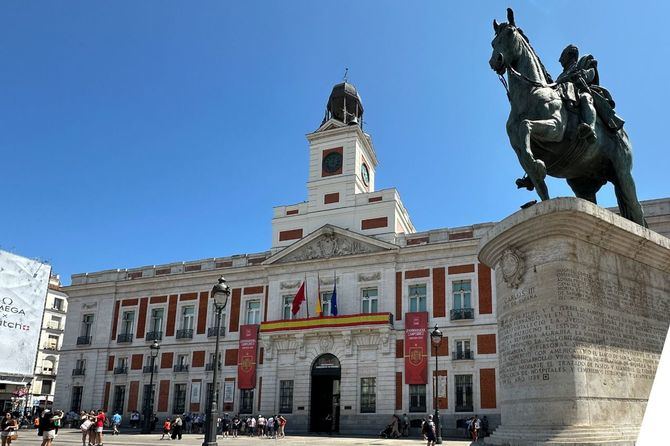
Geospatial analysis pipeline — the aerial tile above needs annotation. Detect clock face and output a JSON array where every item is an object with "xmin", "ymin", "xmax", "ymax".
[
  {"xmin": 361, "ymin": 163, "xmax": 370, "ymax": 186},
  {"xmin": 322, "ymin": 151, "xmax": 343, "ymax": 174}
]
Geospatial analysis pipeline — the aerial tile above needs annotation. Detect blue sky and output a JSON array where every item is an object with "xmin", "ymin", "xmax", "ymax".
[{"xmin": 2, "ymin": 1, "xmax": 668, "ymax": 284}]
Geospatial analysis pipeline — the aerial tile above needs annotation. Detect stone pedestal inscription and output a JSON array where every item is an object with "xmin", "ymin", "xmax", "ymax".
[{"xmin": 479, "ymin": 198, "xmax": 670, "ymax": 445}]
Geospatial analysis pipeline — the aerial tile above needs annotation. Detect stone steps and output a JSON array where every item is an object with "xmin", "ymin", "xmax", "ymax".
[{"xmin": 485, "ymin": 425, "xmax": 639, "ymax": 445}]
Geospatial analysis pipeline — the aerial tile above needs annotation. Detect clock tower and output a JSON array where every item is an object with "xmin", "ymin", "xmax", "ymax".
[{"xmin": 271, "ymin": 82, "xmax": 415, "ymax": 250}]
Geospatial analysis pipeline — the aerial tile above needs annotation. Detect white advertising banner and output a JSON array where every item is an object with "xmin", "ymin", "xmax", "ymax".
[{"xmin": 0, "ymin": 250, "xmax": 50, "ymax": 377}]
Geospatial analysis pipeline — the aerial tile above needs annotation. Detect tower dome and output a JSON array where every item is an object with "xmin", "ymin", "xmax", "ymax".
[{"xmin": 321, "ymin": 82, "xmax": 364, "ymax": 127}]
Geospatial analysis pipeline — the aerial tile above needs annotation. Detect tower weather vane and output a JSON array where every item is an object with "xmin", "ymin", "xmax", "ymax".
[{"xmin": 343, "ymin": 67, "xmax": 349, "ymax": 83}]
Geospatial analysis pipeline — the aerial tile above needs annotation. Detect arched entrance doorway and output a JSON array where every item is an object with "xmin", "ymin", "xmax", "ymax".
[{"xmin": 310, "ymin": 353, "xmax": 341, "ymax": 433}]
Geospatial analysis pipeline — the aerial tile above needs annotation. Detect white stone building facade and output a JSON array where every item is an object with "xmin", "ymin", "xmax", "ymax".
[{"xmin": 53, "ymin": 82, "xmax": 670, "ymax": 435}]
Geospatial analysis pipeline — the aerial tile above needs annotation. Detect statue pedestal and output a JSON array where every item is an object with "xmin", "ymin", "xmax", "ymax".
[{"xmin": 479, "ymin": 198, "xmax": 670, "ymax": 445}]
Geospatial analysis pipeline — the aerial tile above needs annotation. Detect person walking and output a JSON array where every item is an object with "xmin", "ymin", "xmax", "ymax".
[
  {"xmin": 38, "ymin": 409, "xmax": 61, "ymax": 446},
  {"xmin": 160, "ymin": 418, "xmax": 171, "ymax": 440},
  {"xmin": 111, "ymin": 412, "xmax": 121, "ymax": 435},
  {"xmin": 277, "ymin": 414, "xmax": 286, "ymax": 438},
  {"xmin": 423, "ymin": 415, "xmax": 436, "ymax": 446},
  {"xmin": 231, "ymin": 415, "xmax": 240, "ymax": 438},
  {"xmin": 79, "ymin": 412, "xmax": 92, "ymax": 446},
  {"xmin": 0, "ymin": 412, "xmax": 18, "ymax": 446},
  {"xmin": 170, "ymin": 415, "xmax": 183, "ymax": 440},
  {"xmin": 402, "ymin": 413, "xmax": 410, "ymax": 437}
]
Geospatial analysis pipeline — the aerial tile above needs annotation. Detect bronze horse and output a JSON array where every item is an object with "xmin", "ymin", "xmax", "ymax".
[{"xmin": 489, "ymin": 8, "xmax": 646, "ymax": 226}]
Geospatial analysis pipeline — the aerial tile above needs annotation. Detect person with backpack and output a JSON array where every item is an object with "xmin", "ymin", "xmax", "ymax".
[
  {"xmin": 421, "ymin": 415, "xmax": 436, "ymax": 446},
  {"xmin": 170, "ymin": 415, "xmax": 183, "ymax": 440}
]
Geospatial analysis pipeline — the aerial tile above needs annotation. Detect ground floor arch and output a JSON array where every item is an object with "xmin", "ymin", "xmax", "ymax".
[{"xmin": 310, "ymin": 353, "xmax": 341, "ymax": 433}]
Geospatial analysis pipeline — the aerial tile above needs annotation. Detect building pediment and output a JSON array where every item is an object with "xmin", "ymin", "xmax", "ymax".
[{"xmin": 263, "ymin": 225, "xmax": 397, "ymax": 265}]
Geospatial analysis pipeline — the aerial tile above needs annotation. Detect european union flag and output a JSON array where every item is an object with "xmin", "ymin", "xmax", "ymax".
[{"xmin": 331, "ymin": 280, "xmax": 338, "ymax": 316}]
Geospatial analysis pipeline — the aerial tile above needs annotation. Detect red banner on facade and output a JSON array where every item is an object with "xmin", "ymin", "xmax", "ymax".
[
  {"xmin": 237, "ymin": 324, "xmax": 259, "ymax": 389},
  {"xmin": 404, "ymin": 312, "xmax": 428, "ymax": 384}
]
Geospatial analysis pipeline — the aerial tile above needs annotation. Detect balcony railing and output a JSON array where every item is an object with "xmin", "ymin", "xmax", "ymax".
[
  {"xmin": 173, "ymin": 364, "xmax": 189, "ymax": 373},
  {"xmin": 145, "ymin": 331, "xmax": 163, "ymax": 341},
  {"xmin": 46, "ymin": 323, "xmax": 63, "ymax": 331},
  {"xmin": 176, "ymin": 329, "xmax": 194, "ymax": 339},
  {"xmin": 76, "ymin": 336, "xmax": 91, "ymax": 345},
  {"xmin": 205, "ymin": 363, "xmax": 221, "ymax": 371},
  {"xmin": 114, "ymin": 366, "xmax": 128, "ymax": 374},
  {"xmin": 143, "ymin": 365, "xmax": 157, "ymax": 374},
  {"xmin": 207, "ymin": 327, "xmax": 226, "ymax": 338},
  {"xmin": 38, "ymin": 368, "xmax": 56, "ymax": 376},
  {"xmin": 72, "ymin": 369, "xmax": 85, "ymax": 376},
  {"xmin": 450, "ymin": 308, "xmax": 474, "ymax": 321},
  {"xmin": 43, "ymin": 344, "xmax": 59, "ymax": 351},
  {"xmin": 117, "ymin": 333, "xmax": 133, "ymax": 343},
  {"xmin": 455, "ymin": 404, "xmax": 474, "ymax": 412},
  {"xmin": 452, "ymin": 350, "xmax": 474, "ymax": 360}
]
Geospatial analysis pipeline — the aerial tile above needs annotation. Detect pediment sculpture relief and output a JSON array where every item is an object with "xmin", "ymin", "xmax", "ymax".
[{"xmin": 280, "ymin": 233, "xmax": 386, "ymax": 263}]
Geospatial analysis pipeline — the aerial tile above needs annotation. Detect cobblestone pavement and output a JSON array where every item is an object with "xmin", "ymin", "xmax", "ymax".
[{"xmin": 16, "ymin": 429, "xmax": 474, "ymax": 445}]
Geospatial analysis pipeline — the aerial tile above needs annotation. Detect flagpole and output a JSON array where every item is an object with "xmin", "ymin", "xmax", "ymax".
[{"xmin": 305, "ymin": 273, "xmax": 309, "ymax": 318}]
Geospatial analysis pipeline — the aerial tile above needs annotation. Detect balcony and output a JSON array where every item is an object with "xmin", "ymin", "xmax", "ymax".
[
  {"xmin": 117, "ymin": 333, "xmax": 133, "ymax": 343},
  {"xmin": 173, "ymin": 364, "xmax": 189, "ymax": 373},
  {"xmin": 114, "ymin": 366, "xmax": 128, "ymax": 375},
  {"xmin": 145, "ymin": 331, "xmax": 163, "ymax": 341},
  {"xmin": 143, "ymin": 365, "xmax": 157, "ymax": 374},
  {"xmin": 455, "ymin": 404, "xmax": 474, "ymax": 413},
  {"xmin": 176, "ymin": 329, "xmax": 194, "ymax": 339},
  {"xmin": 450, "ymin": 308, "xmax": 474, "ymax": 321},
  {"xmin": 205, "ymin": 363, "xmax": 221, "ymax": 372},
  {"xmin": 207, "ymin": 327, "xmax": 225, "ymax": 338},
  {"xmin": 452, "ymin": 350, "xmax": 474, "ymax": 360},
  {"xmin": 46, "ymin": 322, "xmax": 64, "ymax": 331},
  {"xmin": 76, "ymin": 336, "xmax": 91, "ymax": 345},
  {"xmin": 37, "ymin": 368, "xmax": 56, "ymax": 376},
  {"xmin": 43, "ymin": 344, "xmax": 59, "ymax": 351},
  {"xmin": 72, "ymin": 369, "xmax": 85, "ymax": 376}
]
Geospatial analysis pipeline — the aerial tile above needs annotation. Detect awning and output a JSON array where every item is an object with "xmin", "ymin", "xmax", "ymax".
[{"xmin": 260, "ymin": 312, "xmax": 393, "ymax": 333}]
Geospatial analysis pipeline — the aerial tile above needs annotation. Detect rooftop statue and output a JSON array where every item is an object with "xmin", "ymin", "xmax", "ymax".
[{"xmin": 489, "ymin": 8, "xmax": 647, "ymax": 227}]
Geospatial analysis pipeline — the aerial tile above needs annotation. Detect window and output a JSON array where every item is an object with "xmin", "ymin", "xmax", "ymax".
[
  {"xmin": 176, "ymin": 354, "xmax": 188, "ymax": 367},
  {"xmin": 45, "ymin": 335, "xmax": 59, "ymax": 350},
  {"xmin": 74, "ymin": 359, "xmax": 86, "ymax": 373},
  {"xmin": 282, "ymin": 295, "xmax": 294, "ymax": 320},
  {"xmin": 245, "ymin": 300, "xmax": 260, "ymax": 325},
  {"xmin": 361, "ymin": 288, "xmax": 378, "ymax": 313},
  {"xmin": 172, "ymin": 384, "xmax": 187, "ymax": 414},
  {"xmin": 181, "ymin": 306, "xmax": 195, "ymax": 330},
  {"xmin": 81, "ymin": 314, "xmax": 94, "ymax": 337},
  {"xmin": 70, "ymin": 386, "xmax": 83, "ymax": 412},
  {"xmin": 279, "ymin": 380, "xmax": 293, "ymax": 413},
  {"xmin": 455, "ymin": 375, "xmax": 473, "ymax": 412},
  {"xmin": 49, "ymin": 316, "xmax": 62, "ymax": 330},
  {"xmin": 42, "ymin": 380, "xmax": 53, "ymax": 395},
  {"xmin": 454, "ymin": 340, "xmax": 472, "ymax": 359},
  {"xmin": 121, "ymin": 311, "xmax": 135, "ymax": 335},
  {"xmin": 142, "ymin": 384, "xmax": 155, "ymax": 411},
  {"xmin": 240, "ymin": 389, "xmax": 254, "ymax": 414},
  {"xmin": 113, "ymin": 385, "xmax": 126, "ymax": 414},
  {"xmin": 452, "ymin": 280, "xmax": 472, "ymax": 309},
  {"xmin": 118, "ymin": 357, "xmax": 128, "ymax": 370},
  {"xmin": 52, "ymin": 298, "xmax": 63, "ymax": 311},
  {"xmin": 207, "ymin": 352, "xmax": 221, "ymax": 370},
  {"xmin": 320, "ymin": 292, "xmax": 332, "ymax": 316},
  {"xmin": 408, "ymin": 284, "xmax": 427, "ymax": 312},
  {"xmin": 409, "ymin": 384, "xmax": 426, "ymax": 412},
  {"xmin": 150, "ymin": 308, "xmax": 164, "ymax": 332},
  {"xmin": 360, "ymin": 378, "xmax": 376, "ymax": 413}
]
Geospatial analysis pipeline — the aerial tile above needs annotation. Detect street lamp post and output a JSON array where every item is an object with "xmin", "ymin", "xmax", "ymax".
[
  {"xmin": 430, "ymin": 325, "xmax": 443, "ymax": 445},
  {"xmin": 203, "ymin": 276, "xmax": 230, "ymax": 446},
  {"xmin": 142, "ymin": 340, "xmax": 160, "ymax": 434}
]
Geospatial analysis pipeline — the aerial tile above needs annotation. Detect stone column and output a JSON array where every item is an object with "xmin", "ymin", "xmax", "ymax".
[{"xmin": 478, "ymin": 198, "xmax": 669, "ymax": 445}]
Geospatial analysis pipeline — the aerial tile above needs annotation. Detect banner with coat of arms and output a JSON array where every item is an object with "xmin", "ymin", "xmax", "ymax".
[
  {"xmin": 404, "ymin": 312, "xmax": 428, "ymax": 384},
  {"xmin": 237, "ymin": 324, "xmax": 259, "ymax": 389}
]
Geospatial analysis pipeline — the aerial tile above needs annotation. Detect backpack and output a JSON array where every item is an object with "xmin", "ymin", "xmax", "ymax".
[{"xmin": 421, "ymin": 421, "xmax": 428, "ymax": 435}]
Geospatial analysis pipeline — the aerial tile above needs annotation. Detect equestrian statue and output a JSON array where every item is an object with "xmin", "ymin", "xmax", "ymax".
[{"xmin": 489, "ymin": 8, "xmax": 647, "ymax": 226}]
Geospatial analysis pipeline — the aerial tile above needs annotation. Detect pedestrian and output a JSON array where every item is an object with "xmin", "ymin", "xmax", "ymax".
[
  {"xmin": 390, "ymin": 414, "xmax": 401, "ymax": 438},
  {"xmin": 248, "ymin": 416, "xmax": 256, "ymax": 437},
  {"xmin": 231, "ymin": 415, "xmax": 240, "ymax": 438},
  {"xmin": 171, "ymin": 415, "xmax": 183, "ymax": 440},
  {"xmin": 161, "ymin": 418, "xmax": 171, "ymax": 440},
  {"xmin": 130, "ymin": 411, "xmax": 140, "ymax": 429},
  {"xmin": 1, "ymin": 412, "xmax": 18, "ymax": 446},
  {"xmin": 221, "ymin": 413, "xmax": 230, "ymax": 438},
  {"xmin": 79, "ymin": 412, "xmax": 92, "ymax": 446},
  {"xmin": 473, "ymin": 415, "xmax": 481, "ymax": 441},
  {"xmin": 38, "ymin": 409, "xmax": 61, "ymax": 446},
  {"xmin": 402, "ymin": 413, "xmax": 410, "ymax": 437},
  {"xmin": 277, "ymin": 414, "xmax": 286, "ymax": 438},
  {"xmin": 423, "ymin": 415, "xmax": 436, "ymax": 446},
  {"xmin": 266, "ymin": 415, "xmax": 274, "ymax": 439},
  {"xmin": 111, "ymin": 412, "xmax": 121, "ymax": 435},
  {"xmin": 94, "ymin": 409, "xmax": 106, "ymax": 446},
  {"xmin": 183, "ymin": 413, "xmax": 192, "ymax": 434}
]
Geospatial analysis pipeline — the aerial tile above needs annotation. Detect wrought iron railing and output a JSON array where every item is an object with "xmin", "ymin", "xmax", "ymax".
[
  {"xmin": 113, "ymin": 366, "xmax": 128, "ymax": 374},
  {"xmin": 176, "ymin": 329, "xmax": 194, "ymax": 339},
  {"xmin": 173, "ymin": 364, "xmax": 189, "ymax": 373},
  {"xmin": 143, "ymin": 365, "xmax": 157, "ymax": 374},
  {"xmin": 207, "ymin": 327, "xmax": 226, "ymax": 338},
  {"xmin": 205, "ymin": 363, "xmax": 221, "ymax": 371},
  {"xmin": 117, "ymin": 333, "xmax": 133, "ymax": 343},
  {"xmin": 145, "ymin": 331, "xmax": 163, "ymax": 341},
  {"xmin": 72, "ymin": 369, "xmax": 86, "ymax": 376},
  {"xmin": 450, "ymin": 308, "xmax": 474, "ymax": 321},
  {"xmin": 76, "ymin": 336, "xmax": 91, "ymax": 345},
  {"xmin": 452, "ymin": 350, "xmax": 474, "ymax": 360}
]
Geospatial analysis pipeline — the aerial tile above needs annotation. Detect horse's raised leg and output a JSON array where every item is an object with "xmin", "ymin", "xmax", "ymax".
[{"xmin": 515, "ymin": 118, "xmax": 565, "ymax": 201}]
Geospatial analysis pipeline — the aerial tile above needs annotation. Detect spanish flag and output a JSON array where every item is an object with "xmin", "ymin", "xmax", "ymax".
[
  {"xmin": 315, "ymin": 275, "xmax": 323, "ymax": 317},
  {"xmin": 291, "ymin": 282, "xmax": 306, "ymax": 315}
]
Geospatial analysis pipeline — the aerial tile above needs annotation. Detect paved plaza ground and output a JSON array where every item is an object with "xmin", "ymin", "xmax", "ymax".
[{"xmin": 16, "ymin": 429, "xmax": 475, "ymax": 445}]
